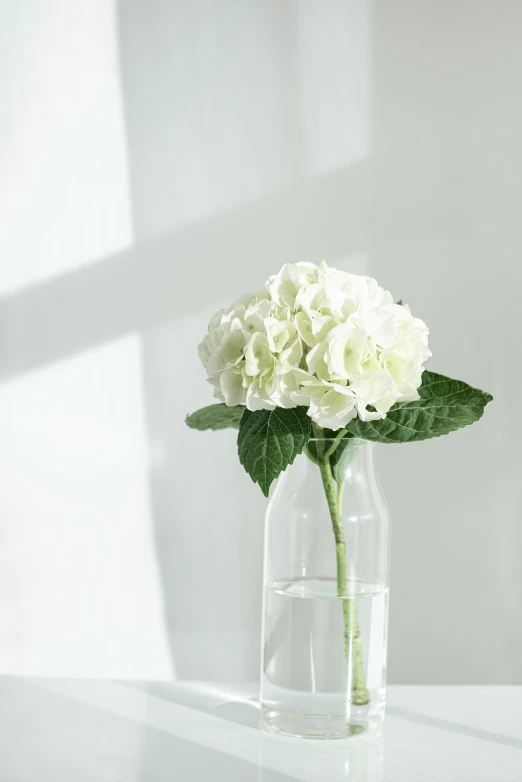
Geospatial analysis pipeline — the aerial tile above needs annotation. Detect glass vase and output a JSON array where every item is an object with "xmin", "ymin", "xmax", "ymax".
[{"xmin": 260, "ymin": 436, "xmax": 390, "ymax": 739}]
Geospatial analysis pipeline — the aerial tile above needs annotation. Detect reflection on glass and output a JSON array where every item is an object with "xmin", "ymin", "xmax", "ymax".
[{"xmin": 257, "ymin": 730, "xmax": 383, "ymax": 781}]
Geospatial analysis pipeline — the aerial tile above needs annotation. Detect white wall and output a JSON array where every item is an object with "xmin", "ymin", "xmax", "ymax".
[{"xmin": 0, "ymin": 0, "xmax": 520, "ymax": 683}]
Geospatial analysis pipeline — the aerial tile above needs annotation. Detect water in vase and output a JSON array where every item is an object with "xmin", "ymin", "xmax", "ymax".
[{"xmin": 261, "ymin": 578, "xmax": 389, "ymax": 738}]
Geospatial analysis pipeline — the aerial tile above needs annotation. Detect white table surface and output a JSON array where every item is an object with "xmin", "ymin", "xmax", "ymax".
[{"xmin": 1, "ymin": 678, "xmax": 520, "ymax": 781}]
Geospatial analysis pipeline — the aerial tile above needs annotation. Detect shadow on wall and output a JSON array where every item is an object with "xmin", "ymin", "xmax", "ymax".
[
  {"xmin": 115, "ymin": 0, "xmax": 373, "ymax": 681},
  {"xmin": 0, "ymin": 163, "xmax": 370, "ymax": 382}
]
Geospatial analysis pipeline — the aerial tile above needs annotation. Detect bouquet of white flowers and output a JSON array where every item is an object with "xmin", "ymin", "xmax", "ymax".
[{"xmin": 188, "ymin": 261, "xmax": 491, "ymax": 496}]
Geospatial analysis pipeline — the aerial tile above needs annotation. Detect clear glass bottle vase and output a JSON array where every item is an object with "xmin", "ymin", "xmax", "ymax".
[{"xmin": 260, "ymin": 436, "xmax": 390, "ymax": 739}]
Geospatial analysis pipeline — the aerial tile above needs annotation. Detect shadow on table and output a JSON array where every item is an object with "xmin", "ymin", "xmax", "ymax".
[
  {"xmin": 386, "ymin": 706, "xmax": 522, "ymax": 750},
  {"xmin": 121, "ymin": 680, "xmax": 261, "ymax": 729}
]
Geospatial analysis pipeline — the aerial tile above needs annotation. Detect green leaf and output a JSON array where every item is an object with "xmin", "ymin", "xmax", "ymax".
[
  {"xmin": 238, "ymin": 407, "xmax": 312, "ymax": 496},
  {"xmin": 345, "ymin": 370, "xmax": 493, "ymax": 444},
  {"xmin": 185, "ymin": 404, "xmax": 245, "ymax": 431}
]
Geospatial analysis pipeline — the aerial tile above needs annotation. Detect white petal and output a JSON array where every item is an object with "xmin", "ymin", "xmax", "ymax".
[{"xmin": 220, "ymin": 369, "xmax": 246, "ymax": 406}]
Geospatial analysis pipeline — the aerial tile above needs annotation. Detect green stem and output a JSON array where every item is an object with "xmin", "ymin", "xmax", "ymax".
[
  {"xmin": 337, "ymin": 479, "xmax": 345, "ymax": 510},
  {"xmin": 324, "ymin": 428, "xmax": 348, "ymax": 459},
  {"xmin": 314, "ymin": 426, "xmax": 369, "ymax": 706}
]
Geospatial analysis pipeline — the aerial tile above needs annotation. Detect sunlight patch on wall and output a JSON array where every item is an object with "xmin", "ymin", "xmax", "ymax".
[
  {"xmin": 0, "ymin": 335, "xmax": 172, "ymax": 678},
  {"xmin": 0, "ymin": 0, "xmax": 131, "ymax": 296}
]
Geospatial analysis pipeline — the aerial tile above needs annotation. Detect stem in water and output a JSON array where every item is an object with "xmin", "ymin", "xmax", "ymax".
[{"xmin": 314, "ymin": 427, "xmax": 369, "ymax": 706}]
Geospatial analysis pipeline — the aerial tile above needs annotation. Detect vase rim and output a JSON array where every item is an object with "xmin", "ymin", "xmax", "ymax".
[{"xmin": 308, "ymin": 436, "xmax": 370, "ymax": 445}]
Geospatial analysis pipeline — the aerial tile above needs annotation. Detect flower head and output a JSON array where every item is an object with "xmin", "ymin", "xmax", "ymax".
[{"xmin": 198, "ymin": 262, "xmax": 431, "ymax": 429}]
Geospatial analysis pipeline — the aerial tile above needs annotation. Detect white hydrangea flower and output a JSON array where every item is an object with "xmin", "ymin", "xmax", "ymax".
[
  {"xmin": 301, "ymin": 378, "xmax": 357, "ymax": 429},
  {"xmin": 197, "ymin": 261, "xmax": 431, "ymax": 429},
  {"xmin": 266, "ymin": 262, "xmax": 317, "ymax": 310}
]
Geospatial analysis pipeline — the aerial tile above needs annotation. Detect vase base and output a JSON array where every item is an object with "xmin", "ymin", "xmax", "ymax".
[{"xmin": 261, "ymin": 705, "xmax": 384, "ymax": 740}]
